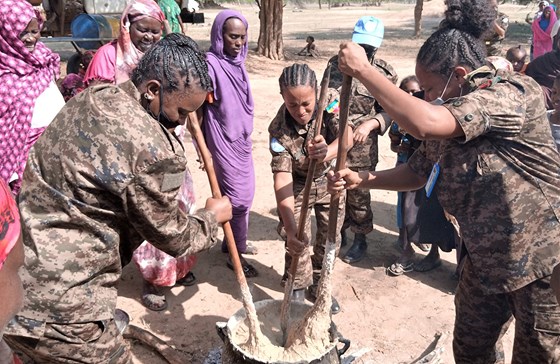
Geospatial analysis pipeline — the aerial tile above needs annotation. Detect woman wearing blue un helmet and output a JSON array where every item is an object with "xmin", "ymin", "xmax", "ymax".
[{"xmin": 328, "ymin": 16, "xmax": 399, "ymax": 265}]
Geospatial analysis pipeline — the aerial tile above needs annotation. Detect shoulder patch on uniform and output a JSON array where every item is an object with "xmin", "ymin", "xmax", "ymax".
[
  {"xmin": 161, "ymin": 171, "xmax": 185, "ymax": 192},
  {"xmin": 270, "ymin": 137, "xmax": 286, "ymax": 153}
]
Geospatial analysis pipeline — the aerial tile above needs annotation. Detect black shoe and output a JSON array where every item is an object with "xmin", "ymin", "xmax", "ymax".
[
  {"xmin": 280, "ymin": 273, "xmax": 288, "ymax": 287},
  {"xmin": 342, "ymin": 233, "xmax": 367, "ymax": 264},
  {"xmin": 307, "ymin": 284, "xmax": 318, "ymax": 300},
  {"xmin": 331, "ymin": 296, "xmax": 341, "ymax": 315},
  {"xmin": 306, "ymin": 286, "xmax": 340, "ymax": 315},
  {"xmin": 292, "ymin": 288, "xmax": 305, "ymax": 303},
  {"xmin": 340, "ymin": 230, "xmax": 348, "ymax": 248}
]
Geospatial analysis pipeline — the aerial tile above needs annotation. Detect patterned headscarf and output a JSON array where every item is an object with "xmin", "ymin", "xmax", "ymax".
[
  {"xmin": 0, "ymin": 0, "xmax": 60, "ymax": 188},
  {"xmin": 116, "ymin": 0, "xmax": 166, "ymax": 83}
]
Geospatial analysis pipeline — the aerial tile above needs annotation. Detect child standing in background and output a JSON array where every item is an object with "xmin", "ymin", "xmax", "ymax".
[{"xmin": 387, "ymin": 76, "xmax": 455, "ymax": 276}]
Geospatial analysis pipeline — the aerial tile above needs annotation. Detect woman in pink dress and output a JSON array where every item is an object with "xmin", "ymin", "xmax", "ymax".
[{"xmin": 531, "ymin": 5, "xmax": 558, "ymax": 58}]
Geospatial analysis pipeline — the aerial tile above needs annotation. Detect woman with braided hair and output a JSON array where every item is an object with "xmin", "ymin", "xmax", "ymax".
[
  {"xmin": 132, "ymin": 34, "xmax": 207, "ymax": 312},
  {"xmin": 84, "ymin": 0, "xmax": 200, "ymax": 312},
  {"xmin": 269, "ymin": 63, "xmax": 353, "ymax": 314},
  {"xmin": 3, "ymin": 33, "xmax": 231, "ymax": 362},
  {"xmin": 85, "ymin": 0, "xmax": 202, "ymax": 312},
  {"xmin": 329, "ymin": 0, "xmax": 560, "ymax": 361}
]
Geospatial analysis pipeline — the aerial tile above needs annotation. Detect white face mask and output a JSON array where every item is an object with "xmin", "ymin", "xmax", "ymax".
[{"xmin": 430, "ymin": 72, "xmax": 454, "ymax": 106}]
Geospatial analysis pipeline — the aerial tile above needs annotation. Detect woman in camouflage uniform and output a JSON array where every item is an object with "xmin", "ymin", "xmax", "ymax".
[
  {"xmin": 269, "ymin": 63, "xmax": 353, "ymax": 314},
  {"xmin": 330, "ymin": 0, "xmax": 560, "ymax": 362},
  {"xmin": 3, "ymin": 34, "xmax": 232, "ymax": 363}
]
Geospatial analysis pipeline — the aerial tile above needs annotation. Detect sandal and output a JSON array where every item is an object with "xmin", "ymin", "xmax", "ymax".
[
  {"xmin": 414, "ymin": 257, "xmax": 442, "ymax": 272},
  {"xmin": 175, "ymin": 271, "xmax": 196, "ymax": 286},
  {"xmin": 227, "ymin": 256, "xmax": 258, "ymax": 278},
  {"xmin": 414, "ymin": 243, "xmax": 431, "ymax": 252},
  {"xmin": 243, "ymin": 243, "xmax": 259, "ymax": 255},
  {"xmin": 222, "ymin": 243, "xmax": 259, "ymax": 255},
  {"xmin": 386, "ymin": 262, "xmax": 414, "ymax": 276},
  {"xmin": 141, "ymin": 282, "xmax": 168, "ymax": 311}
]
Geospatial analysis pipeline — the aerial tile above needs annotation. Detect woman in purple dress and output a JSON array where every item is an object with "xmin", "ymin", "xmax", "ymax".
[{"xmin": 202, "ymin": 10, "xmax": 257, "ymax": 277}]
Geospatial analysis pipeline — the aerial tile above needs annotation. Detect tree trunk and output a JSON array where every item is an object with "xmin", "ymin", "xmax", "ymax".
[
  {"xmin": 414, "ymin": 0, "xmax": 424, "ymax": 38},
  {"xmin": 256, "ymin": 0, "xmax": 284, "ymax": 60},
  {"xmin": 318, "ymin": 0, "xmax": 322, "ymax": 10}
]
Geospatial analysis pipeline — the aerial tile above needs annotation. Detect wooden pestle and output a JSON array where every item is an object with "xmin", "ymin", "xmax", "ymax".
[
  {"xmin": 280, "ymin": 65, "xmax": 332, "ymax": 346},
  {"xmin": 187, "ymin": 112, "xmax": 264, "ymax": 349},
  {"xmin": 284, "ymin": 73, "xmax": 352, "ymax": 349}
]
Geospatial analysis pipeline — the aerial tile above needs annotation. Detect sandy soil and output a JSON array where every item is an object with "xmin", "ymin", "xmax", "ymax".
[{"xmin": 106, "ymin": 2, "xmax": 537, "ymax": 362}]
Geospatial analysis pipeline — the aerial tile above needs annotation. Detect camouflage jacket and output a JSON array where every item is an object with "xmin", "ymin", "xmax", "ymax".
[
  {"xmin": 326, "ymin": 55, "xmax": 397, "ymax": 169},
  {"xmin": 484, "ymin": 12, "xmax": 509, "ymax": 56},
  {"xmin": 269, "ymin": 105, "xmax": 339, "ymax": 182},
  {"xmin": 408, "ymin": 68, "xmax": 560, "ymax": 294},
  {"xmin": 7, "ymin": 81, "xmax": 218, "ymax": 339}
]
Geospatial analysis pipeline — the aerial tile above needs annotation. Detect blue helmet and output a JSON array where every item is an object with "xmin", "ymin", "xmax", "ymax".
[{"xmin": 352, "ymin": 16, "xmax": 384, "ymax": 48}]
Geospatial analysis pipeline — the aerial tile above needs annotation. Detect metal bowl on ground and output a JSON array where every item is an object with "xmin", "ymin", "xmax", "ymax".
[
  {"xmin": 114, "ymin": 308, "xmax": 130, "ymax": 335},
  {"xmin": 216, "ymin": 299, "xmax": 350, "ymax": 364}
]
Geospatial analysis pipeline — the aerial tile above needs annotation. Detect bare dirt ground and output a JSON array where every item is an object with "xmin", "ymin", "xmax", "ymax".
[{"xmin": 103, "ymin": 2, "xmax": 537, "ymax": 362}]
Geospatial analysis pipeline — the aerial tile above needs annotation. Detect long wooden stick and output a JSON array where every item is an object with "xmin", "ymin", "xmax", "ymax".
[
  {"xmin": 124, "ymin": 325, "xmax": 191, "ymax": 364},
  {"xmin": 280, "ymin": 64, "xmax": 332, "ymax": 346},
  {"xmin": 284, "ymin": 73, "xmax": 353, "ymax": 349},
  {"xmin": 187, "ymin": 112, "xmax": 263, "ymax": 348},
  {"xmin": 326, "ymin": 74, "xmax": 352, "ymax": 248}
]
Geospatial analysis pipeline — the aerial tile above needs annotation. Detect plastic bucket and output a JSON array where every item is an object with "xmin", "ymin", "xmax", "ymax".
[{"xmin": 71, "ymin": 14, "xmax": 120, "ymax": 50}]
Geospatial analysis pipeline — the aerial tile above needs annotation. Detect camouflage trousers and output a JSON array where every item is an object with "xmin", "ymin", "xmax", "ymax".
[
  {"xmin": 5, "ymin": 319, "xmax": 130, "ymax": 364},
  {"xmin": 278, "ymin": 176, "xmax": 345, "ymax": 290},
  {"xmin": 454, "ymin": 256, "xmax": 560, "ymax": 364},
  {"xmin": 342, "ymin": 167, "xmax": 374, "ymax": 235}
]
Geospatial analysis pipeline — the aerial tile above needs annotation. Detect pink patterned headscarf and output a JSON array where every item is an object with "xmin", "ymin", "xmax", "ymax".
[
  {"xmin": 0, "ymin": 0, "xmax": 60, "ymax": 189},
  {"xmin": 116, "ymin": 0, "xmax": 165, "ymax": 83}
]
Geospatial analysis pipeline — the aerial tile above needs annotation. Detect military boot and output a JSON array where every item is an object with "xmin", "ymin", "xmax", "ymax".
[
  {"xmin": 342, "ymin": 233, "xmax": 367, "ymax": 264},
  {"xmin": 307, "ymin": 284, "xmax": 341, "ymax": 315},
  {"xmin": 340, "ymin": 229, "xmax": 348, "ymax": 247},
  {"xmin": 292, "ymin": 288, "xmax": 305, "ymax": 303}
]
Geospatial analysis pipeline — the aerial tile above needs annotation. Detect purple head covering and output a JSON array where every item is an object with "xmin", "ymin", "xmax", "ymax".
[
  {"xmin": 209, "ymin": 10, "xmax": 249, "ymax": 64},
  {"xmin": 206, "ymin": 10, "xmax": 254, "ymax": 141}
]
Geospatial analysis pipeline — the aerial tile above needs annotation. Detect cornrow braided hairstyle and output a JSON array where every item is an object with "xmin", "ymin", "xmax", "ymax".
[
  {"xmin": 416, "ymin": 0, "xmax": 495, "ymax": 76},
  {"xmin": 279, "ymin": 63, "xmax": 317, "ymax": 95},
  {"xmin": 131, "ymin": 33, "xmax": 213, "ymax": 93}
]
